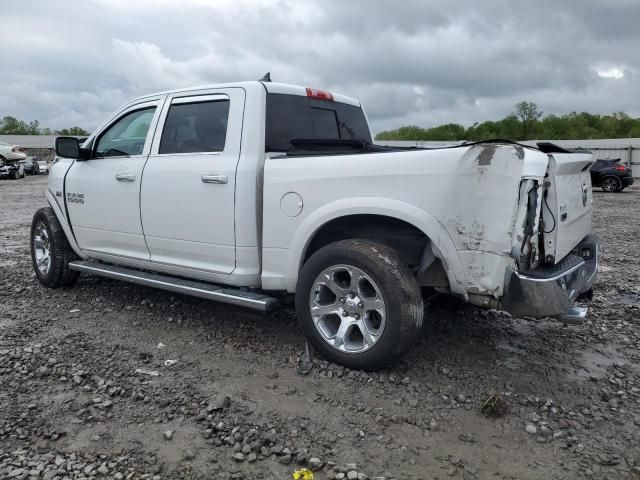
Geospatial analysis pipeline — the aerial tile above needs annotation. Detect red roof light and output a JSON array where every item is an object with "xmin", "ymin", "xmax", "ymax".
[{"xmin": 306, "ymin": 88, "xmax": 334, "ymax": 101}]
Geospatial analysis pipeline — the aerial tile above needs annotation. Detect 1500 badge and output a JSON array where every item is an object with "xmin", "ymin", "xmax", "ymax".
[{"xmin": 66, "ymin": 192, "xmax": 85, "ymax": 204}]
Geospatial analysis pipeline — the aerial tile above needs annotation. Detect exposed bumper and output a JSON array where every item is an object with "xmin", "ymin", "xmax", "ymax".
[
  {"xmin": 622, "ymin": 176, "xmax": 634, "ymax": 187},
  {"xmin": 502, "ymin": 234, "xmax": 599, "ymax": 319}
]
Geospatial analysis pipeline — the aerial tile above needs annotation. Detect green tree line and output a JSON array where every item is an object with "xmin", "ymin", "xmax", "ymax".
[
  {"xmin": 375, "ymin": 102, "xmax": 640, "ymax": 142},
  {"xmin": 0, "ymin": 116, "xmax": 89, "ymax": 136}
]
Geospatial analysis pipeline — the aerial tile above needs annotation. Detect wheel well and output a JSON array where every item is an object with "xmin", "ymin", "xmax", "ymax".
[{"xmin": 303, "ymin": 214, "xmax": 449, "ymax": 287}]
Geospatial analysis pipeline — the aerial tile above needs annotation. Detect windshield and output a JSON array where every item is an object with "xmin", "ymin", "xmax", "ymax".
[{"xmin": 265, "ymin": 93, "xmax": 371, "ymax": 152}]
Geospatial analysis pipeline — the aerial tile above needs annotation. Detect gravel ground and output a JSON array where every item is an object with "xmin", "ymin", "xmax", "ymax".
[{"xmin": 1, "ymin": 175, "xmax": 639, "ymax": 480}]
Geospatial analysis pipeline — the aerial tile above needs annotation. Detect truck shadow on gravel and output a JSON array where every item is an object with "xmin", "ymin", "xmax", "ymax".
[{"xmin": 71, "ymin": 274, "xmax": 600, "ymax": 388}]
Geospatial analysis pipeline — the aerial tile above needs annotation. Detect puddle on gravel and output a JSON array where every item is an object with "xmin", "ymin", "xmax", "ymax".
[
  {"xmin": 0, "ymin": 317, "xmax": 14, "ymax": 329},
  {"xmin": 572, "ymin": 345, "xmax": 625, "ymax": 380},
  {"xmin": 615, "ymin": 291, "xmax": 640, "ymax": 306}
]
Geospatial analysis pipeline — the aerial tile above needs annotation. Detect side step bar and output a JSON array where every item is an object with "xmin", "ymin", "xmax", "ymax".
[{"xmin": 68, "ymin": 260, "xmax": 280, "ymax": 312}]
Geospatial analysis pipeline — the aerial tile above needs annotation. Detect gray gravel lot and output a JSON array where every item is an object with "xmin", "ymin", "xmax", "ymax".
[{"xmin": 1, "ymin": 175, "xmax": 639, "ymax": 480}]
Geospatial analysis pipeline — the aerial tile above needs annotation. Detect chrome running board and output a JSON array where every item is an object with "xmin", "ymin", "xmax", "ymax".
[{"xmin": 68, "ymin": 260, "xmax": 280, "ymax": 312}]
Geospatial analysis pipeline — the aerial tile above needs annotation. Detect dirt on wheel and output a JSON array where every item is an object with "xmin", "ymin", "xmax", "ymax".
[{"xmin": 1, "ymin": 175, "xmax": 639, "ymax": 479}]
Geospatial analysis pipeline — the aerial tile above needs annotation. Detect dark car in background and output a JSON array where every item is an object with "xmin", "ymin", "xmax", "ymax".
[
  {"xmin": 18, "ymin": 156, "xmax": 40, "ymax": 175},
  {"xmin": 590, "ymin": 158, "xmax": 634, "ymax": 192}
]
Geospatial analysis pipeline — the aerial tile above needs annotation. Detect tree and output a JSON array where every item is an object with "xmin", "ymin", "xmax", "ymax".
[
  {"xmin": 514, "ymin": 101, "xmax": 543, "ymax": 139},
  {"xmin": 55, "ymin": 127, "xmax": 90, "ymax": 136},
  {"xmin": 0, "ymin": 116, "xmax": 89, "ymax": 135}
]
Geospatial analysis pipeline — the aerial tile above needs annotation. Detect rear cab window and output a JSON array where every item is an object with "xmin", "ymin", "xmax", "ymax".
[{"xmin": 265, "ymin": 93, "xmax": 371, "ymax": 152}]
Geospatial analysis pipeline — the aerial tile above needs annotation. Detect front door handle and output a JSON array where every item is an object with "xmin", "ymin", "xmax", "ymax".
[
  {"xmin": 201, "ymin": 174, "xmax": 228, "ymax": 184},
  {"xmin": 115, "ymin": 173, "xmax": 136, "ymax": 182}
]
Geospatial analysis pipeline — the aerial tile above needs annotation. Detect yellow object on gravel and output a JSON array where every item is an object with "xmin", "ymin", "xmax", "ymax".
[{"xmin": 292, "ymin": 469, "xmax": 314, "ymax": 480}]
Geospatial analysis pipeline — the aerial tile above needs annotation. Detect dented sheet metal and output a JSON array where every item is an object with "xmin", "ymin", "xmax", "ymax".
[{"xmin": 443, "ymin": 143, "xmax": 547, "ymax": 296}]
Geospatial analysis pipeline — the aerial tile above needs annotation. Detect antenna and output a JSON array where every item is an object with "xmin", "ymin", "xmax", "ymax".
[{"xmin": 259, "ymin": 72, "xmax": 271, "ymax": 82}]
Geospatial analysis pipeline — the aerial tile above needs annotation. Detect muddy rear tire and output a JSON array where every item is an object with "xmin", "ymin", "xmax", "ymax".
[
  {"xmin": 295, "ymin": 239, "xmax": 423, "ymax": 370},
  {"xmin": 30, "ymin": 207, "xmax": 80, "ymax": 288}
]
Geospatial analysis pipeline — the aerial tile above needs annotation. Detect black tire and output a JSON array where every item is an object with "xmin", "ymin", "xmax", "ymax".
[
  {"xmin": 295, "ymin": 239, "xmax": 423, "ymax": 370},
  {"xmin": 601, "ymin": 176, "xmax": 621, "ymax": 192},
  {"xmin": 30, "ymin": 207, "xmax": 80, "ymax": 288},
  {"xmin": 12, "ymin": 169, "xmax": 19, "ymax": 180}
]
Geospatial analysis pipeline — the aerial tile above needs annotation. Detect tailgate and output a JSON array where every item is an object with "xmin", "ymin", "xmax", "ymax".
[{"xmin": 542, "ymin": 152, "xmax": 594, "ymax": 263}]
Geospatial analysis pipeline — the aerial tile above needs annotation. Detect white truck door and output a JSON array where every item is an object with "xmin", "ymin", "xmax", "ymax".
[
  {"xmin": 140, "ymin": 88, "xmax": 244, "ymax": 274},
  {"xmin": 65, "ymin": 100, "xmax": 161, "ymax": 259}
]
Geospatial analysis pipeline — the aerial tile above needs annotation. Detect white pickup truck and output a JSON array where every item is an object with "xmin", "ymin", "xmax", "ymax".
[{"xmin": 32, "ymin": 80, "xmax": 599, "ymax": 370}]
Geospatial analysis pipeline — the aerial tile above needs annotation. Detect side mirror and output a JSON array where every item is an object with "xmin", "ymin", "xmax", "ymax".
[
  {"xmin": 55, "ymin": 137, "xmax": 79, "ymax": 158},
  {"xmin": 55, "ymin": 137, "xmax": 91, "ymax": 160}
]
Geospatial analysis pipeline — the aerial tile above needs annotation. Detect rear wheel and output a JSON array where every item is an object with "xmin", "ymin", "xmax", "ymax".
[
  {"xmin": 601, "ymin": 176, "xmax": 621, "ymax": 192},
  {"xmin": 295, "ymin": 239, "xmax": 423, "ymax": 370},
  {"xmin": 30, "ymin": 207, "xmax": 80, "ymax": 288}
]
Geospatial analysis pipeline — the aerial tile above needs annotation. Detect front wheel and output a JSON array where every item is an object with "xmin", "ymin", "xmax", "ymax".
[
  {"xmin": 295, "ymin": 239, "xmax": 423, "ymax": 370},
  {"xmin": 30, "ymin": 207, "xmax": 80, "ymax": 288}
]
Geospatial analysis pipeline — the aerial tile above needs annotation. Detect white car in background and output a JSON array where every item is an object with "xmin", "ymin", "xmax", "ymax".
[
  {"xmin": 37, "ymin": 160, "xmax": 49, "ymax": 174},
  {"xmin": 0, "ymin": 141, "xmax": 28, "ymax": 162}
]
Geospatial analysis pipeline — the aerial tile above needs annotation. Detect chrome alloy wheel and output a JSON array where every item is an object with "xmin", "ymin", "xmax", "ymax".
[
  {"xmin": 309, "ymin": 264, "xmax": 386, "ymax": 354},
  {"xmin": 33, "ymin": 222, "xmax": 51, "ymax": 275}
]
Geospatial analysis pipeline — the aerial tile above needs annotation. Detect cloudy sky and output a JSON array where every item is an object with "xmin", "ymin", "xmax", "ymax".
[{"xmin": 1, "ymin": 0, "xmax": 639, "ymax": 134}]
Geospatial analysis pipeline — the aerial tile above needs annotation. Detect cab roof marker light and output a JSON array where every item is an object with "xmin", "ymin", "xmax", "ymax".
[{"xmin": 306, "ymin": 88, "xmax": 334, "ymax": 101}]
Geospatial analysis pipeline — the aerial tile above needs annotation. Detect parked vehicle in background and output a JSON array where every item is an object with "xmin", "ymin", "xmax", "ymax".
[
  {"xmin": 18, "ymin": 157, "xmax": 40, "ymax": 175},
  {"xmin": 0, "ymin": 141, "xmax": 27, "ymax": 163},
  {"xmin": 0, "ymin": 160, "xmax": 25, "ymax": 179},
  {"xmin": 590, "ymin": 158, "xmax": 634, "ymax": 192},
  {"xmin": 33, "ymin": 80, "xmax": 599, "ymax": 370},
  {"xmin": 37, "ymin": 160, "xmax": 49, "ymax": 174}
]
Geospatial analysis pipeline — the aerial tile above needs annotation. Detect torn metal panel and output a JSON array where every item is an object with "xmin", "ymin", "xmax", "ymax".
[{"xmin": 510, "ymin": 179, "xmax": 543, "ymax": 271}]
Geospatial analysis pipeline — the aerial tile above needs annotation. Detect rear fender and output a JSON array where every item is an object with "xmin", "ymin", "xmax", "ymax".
[{"xmin": 284, "ymin": 197, "xmax": 467, "ymax": 297}]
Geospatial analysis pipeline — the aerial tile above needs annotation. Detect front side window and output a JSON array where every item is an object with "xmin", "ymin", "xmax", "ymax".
[
  {"xmin": 159, "ymin": 99, "xmax": 230, "ymax": 154},
  {"xmin": 95, "ymin": 107, "xmax": 156, "ymax": 157}
]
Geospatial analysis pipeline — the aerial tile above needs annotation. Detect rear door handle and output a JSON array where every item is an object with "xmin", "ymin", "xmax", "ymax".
[
  {"xmin": 115, "ymin": 173, "xmax": 136, "ymax": 182},
  {"xmin": 201, "ymin": 174, "xmax": 228, "ymax": 184}
]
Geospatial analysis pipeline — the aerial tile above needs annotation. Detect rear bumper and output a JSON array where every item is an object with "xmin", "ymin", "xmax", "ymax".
[
  {"xmin": 502, "ymin": 234, "xmax": 599, "ymax": 319},
  {"xmin": 622, "ymin": 176, "xmax": 634, "ymax": 187}
]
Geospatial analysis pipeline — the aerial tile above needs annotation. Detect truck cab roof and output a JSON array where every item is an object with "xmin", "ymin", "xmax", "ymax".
[{"xmin": 131, "ymin": 81, "xmax": 361, "ymax": 108}]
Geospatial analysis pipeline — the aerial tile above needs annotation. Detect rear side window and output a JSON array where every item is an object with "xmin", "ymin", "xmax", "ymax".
[
  {"xmin": 265, "ymin": 93, "xmax": 371, "ymax": 151},
  {"xmin": 159, "ymin": 99, "xmax": 230, "ymax": 154}
]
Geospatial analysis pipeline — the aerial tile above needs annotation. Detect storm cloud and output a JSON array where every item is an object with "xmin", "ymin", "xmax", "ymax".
[{"xmin": 1, "ymin": 0, "xmax": 639, "ymax": 134}]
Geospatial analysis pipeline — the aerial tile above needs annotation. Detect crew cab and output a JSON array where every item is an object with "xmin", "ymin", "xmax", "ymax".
[{"xmin": 31, "ymin": 80, "xmax": 599, "ymax": 370}]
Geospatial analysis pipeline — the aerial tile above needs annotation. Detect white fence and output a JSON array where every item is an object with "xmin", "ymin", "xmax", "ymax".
[{"xmin": 377, "ymin": 138, "xmax": 640, "ymax": 177}]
